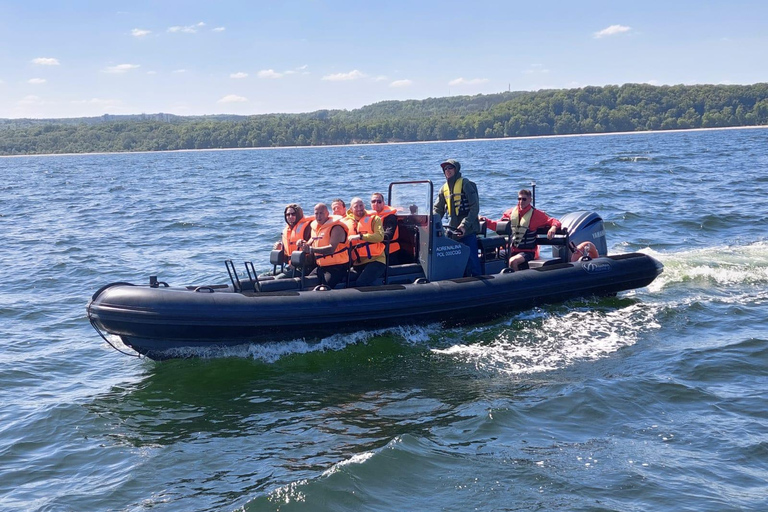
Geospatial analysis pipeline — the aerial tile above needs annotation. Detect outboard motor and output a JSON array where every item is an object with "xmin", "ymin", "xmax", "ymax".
[{"xmin": 553, "ymin": 211, "xmax": 608, "ymax": 260}]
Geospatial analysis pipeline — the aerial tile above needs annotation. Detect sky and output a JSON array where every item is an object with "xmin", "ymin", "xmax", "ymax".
[{"xmin": 1, "ymin": 0, "xmax": 767, "ymax": 119}]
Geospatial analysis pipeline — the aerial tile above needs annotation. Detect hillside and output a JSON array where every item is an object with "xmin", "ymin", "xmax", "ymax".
[{"xmin": 1, "ymin": 84, "xmax": 766, "ymax": 155}]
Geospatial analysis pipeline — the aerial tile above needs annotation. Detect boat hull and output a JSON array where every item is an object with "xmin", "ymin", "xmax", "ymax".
[{"xmin": 87, "ymin": 253, "xmax": 663, "ymax": 359}]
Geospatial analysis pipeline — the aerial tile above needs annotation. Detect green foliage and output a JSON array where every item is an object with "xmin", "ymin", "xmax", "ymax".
[{"xmin": 1, "ymin": 84, "xmax": 767, "ymax": 155}]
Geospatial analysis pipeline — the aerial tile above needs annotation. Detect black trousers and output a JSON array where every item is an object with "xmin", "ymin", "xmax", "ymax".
[
  {"xmin": 312, "ymin": 263, "xmax": 349, "ymax": 289},
  {"xmin": 351, "ymin": 261, "xmax": 386, "ymax": 287}
]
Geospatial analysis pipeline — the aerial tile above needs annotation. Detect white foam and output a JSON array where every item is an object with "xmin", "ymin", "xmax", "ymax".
[
  {"xmin": 641, "ymin": 241, "xmax": 768, "ymax": 293},
  {"xmin": 433, "ymin": 302, "xmax": 662, "ymax": 375},
  {"xmin": 321, "ymin": 451, "xmax": 375, "ymax": 477}
]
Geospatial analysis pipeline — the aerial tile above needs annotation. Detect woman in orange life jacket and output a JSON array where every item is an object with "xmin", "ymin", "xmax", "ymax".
[
  {"xmin": 481, "ymin": 189, "xmax": 561, "ymax": 271},
  {"xmin": 369, "ymin": 192, "xmax": 402, "ymax": 264},
  {"xmin": 273, "ymin": 203, "xmax": 314, "ymax": 279},
  {"xmin": 297, "ymin": 203, "xmax": 350, "ymax": 289},
  {"xmin": 346, "ymin": 197, "xmax": 386, "ymax": 287}
]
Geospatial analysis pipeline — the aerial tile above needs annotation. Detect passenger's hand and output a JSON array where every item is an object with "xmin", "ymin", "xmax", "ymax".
[
  {"xmin": 456, "ymin": 227, "xmax": 465, "ymax": 237},
  {"xmin": 274, "ymin": 241, "xmax": 283, "ymax": 250},
  {"xmin": 547, "ymin": 226, "xmax": 557, "ymax": 239}
]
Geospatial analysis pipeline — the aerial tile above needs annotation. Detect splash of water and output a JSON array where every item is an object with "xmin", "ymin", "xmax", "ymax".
[{"xmin": 433, "ymin": 302, "xmax": 662, "ymax": 375}]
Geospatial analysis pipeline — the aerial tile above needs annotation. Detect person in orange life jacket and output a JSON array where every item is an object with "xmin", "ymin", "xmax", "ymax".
[
  {"xmin": 369, "ymin": 192, "xmax": 402, "ymax": 264},
  {"xmin": 346, "ymin": 197, "xmax": 387, "ymax": 287},
  {"xmin": 331, "ymin": 198, "xmax": 346, "ymax": 219},
  {"xmin": 273, "ymin": 203, "xmax": 314, "ymax": 279},
  {"xmin": 433, "ymin": 159, "xmax": 482, "ymax": 276},
  {"xmin": 297, "ymin": 203, "xmax": 350, "ymax": 289},
  {"xmin": 481, "ymin": 189, "xmax": 561, "ymax": 271}
]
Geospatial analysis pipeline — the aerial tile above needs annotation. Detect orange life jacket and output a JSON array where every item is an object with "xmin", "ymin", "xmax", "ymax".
[
  {"xmin": 349, "ymin": 214, "xmax": 385, "ymax": 262},
  {"xmin": 373, "ymin": 206, "xmax": 400, "ymax": 254},
  {"xmin": 281, "ymin": 216, "xmax": 314, "ymax": 259},
  {"xmin": 311, "ymin": 218, "xmax": 350, "ymax": 267}
]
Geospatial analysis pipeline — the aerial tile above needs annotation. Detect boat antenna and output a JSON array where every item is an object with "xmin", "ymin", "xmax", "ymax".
[{"xmin": 531, "ymin": 180, "xmax": 536, "ymax": 208}]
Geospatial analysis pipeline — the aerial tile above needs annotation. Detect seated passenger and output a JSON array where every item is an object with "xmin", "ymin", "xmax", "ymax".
[
  {"xmin": 369, "ymin": 192, "xmax": 402, "ymax": 264},
  {"xmin": 273, "ymin": 203, "xmax": 314, "ymax": 279},
  {"xmin": 330, "ymin": 198, "xmax": 347, "ymax": 219},
  {"xmin": 297, "ymin": 203, "xmax": 350, "ymax": 289},
  {"xmin": 346, "ymin": 197, "xmax": 386, "ymax": 287},
  {"xmin": 481, "ymin": 189, "xmax": 561, "ymax": 271}
]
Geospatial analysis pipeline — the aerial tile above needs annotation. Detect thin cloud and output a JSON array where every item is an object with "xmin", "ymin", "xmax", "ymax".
[
  {"xmin": 103, "ymin": 64, "xmax": 140, "ymax": 74},
  {"xmin": 71, "ymin": 98, "xmax": 124, "ymax": 107},
  {"xmin": 230, "ymin": 72, "xmax": 248, "ymax": 79},
  {"xmin": 131, "ymin": 28, "xmax": 151, "ymax": 37},
  {"xmin": 524, "ymin": 64, "xmax": 550, "ymax": 75},
  {"xmin": 19, "ymin": 95, "xmax": 44, "ymax": 105},
  {"xmin": 168, "ymin": 22, "xmax": 205, "ymax": 34},
  {"xmin": 32, "ymin": 57, "xmax": 60, "ymax": 66},
  {"xmin": 218, "ymin": 94, "xmax": 247, "ymax": 103},
  {"xmin": 594, "ymin": 24, "xmax": 631, "ymax": 38},
  {"xmin": 172, "ymin": 69, "xmax": 186, "ymax": 73},
  {"xmin": 322, "ymin": 70, "xmax": 367, "ymax": 81},
  {"xmin": 28, "ymin": 78, "xmax": 47, "ymax": 84},
  {"xmin": 284, "ymin": 65, "xmax": 310, "ymax": 76},
  {"xmin": 257, "ymin": 69, "xmax": 284, "ymax": 79},
  {"xmin": 390, "ymin": 79, "xmax": 413, "ymax": 88},
  {"xmin": 213, "ymin": 27, "xmax": 226, "ymax": 32},
  {"xmin": 448, "ymin": 77, "xmax": 489, "ymax": 86}
]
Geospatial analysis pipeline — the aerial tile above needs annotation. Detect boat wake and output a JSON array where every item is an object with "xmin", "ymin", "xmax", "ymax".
[
  {"xmin": 109, "ymin": 323, "xmax": 445, "ymax": 363},
  {"xmin": 433, "ymin": 300, "xmax": 662, "ymax": 375},
  {"xmin": 641, "ymin": 241, "xmax": 768, "ymax": 293}
]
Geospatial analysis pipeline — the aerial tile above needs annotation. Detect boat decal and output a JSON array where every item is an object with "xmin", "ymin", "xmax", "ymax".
[
  {"xmin": 435, "ymin": 243, "xmax": 463, "ymax": 258},
  {"xmin": 582, "ymin": 260, "xmax": 612, "ymax": 274}
]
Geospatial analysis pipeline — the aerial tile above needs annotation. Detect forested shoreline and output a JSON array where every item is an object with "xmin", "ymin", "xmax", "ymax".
[{"xmin": 2, "ymin": 83, "xmax": 767, "ymax": 156}]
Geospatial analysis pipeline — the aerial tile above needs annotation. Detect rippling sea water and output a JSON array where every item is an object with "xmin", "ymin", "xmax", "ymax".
[{"xmin": 1, "ymin": 128, "xmax": 767, "ymax": 511}]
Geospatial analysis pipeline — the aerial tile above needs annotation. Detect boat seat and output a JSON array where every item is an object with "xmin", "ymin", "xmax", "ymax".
[
  {"xmin": 478, "ymin": 236, "xmax": 507, "ymax": 252},
  {"xmin": 387, "ymin": 263, "xmax": 424, "ymax": 277},
  {"xmin": 534, "ymin": 226, "xmax": 569, "ymax": 246},
  {"xmin": 528, "ymin": 258, "xmax": 565, "ymax": 268},
  {"xmin": 270, "ymin": 250, "xmax": 286, "ymax": 266}
]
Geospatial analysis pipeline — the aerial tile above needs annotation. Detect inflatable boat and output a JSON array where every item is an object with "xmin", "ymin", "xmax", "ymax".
[{"xmin": 87, "ymin": 180, "xmax": 663, "ymax": 359}]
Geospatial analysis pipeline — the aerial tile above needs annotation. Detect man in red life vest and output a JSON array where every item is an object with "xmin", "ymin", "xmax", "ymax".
[
  {"xmin": 369, "ymin": 192, "xmax": 402, "ymax": 264},
  {"xmin": 297, "ymin": 203, "xmax": 350, "ymax": 289},
  {"xmin": 482, "ymin": 189, "xmax": 561, "ymax": 271},
  {"xmin": 273, "ymin": 203, "xmax": 314, "ymax": 279},
  {"xmin": 346, "ymin": 197, "xmax": 387, "ymax": 286}
]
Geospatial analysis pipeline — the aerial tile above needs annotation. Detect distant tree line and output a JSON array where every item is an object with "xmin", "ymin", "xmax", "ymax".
[{"xmin": 1, "ymin": 83, "xmax": 767, "ymax": 156}]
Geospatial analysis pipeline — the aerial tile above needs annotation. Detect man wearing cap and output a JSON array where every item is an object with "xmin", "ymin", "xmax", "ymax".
[{"xmin": 433, "ymin": 159, "xmax": 482, "ymax": 276}]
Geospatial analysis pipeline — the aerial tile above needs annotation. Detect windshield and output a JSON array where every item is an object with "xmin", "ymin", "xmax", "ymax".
[{"xmin": 388, "ymin": 181, "xmax": 432, "ymax": 216}]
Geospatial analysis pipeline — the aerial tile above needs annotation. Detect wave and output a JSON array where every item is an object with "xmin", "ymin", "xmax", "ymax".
[
  {"xmin": 113, "ymin": 323, "xmax": 443, "ymax": 363},
  {"xmin": 432, "ymin": 300, "xmax": 662, "ymax": 375},
  {"xmin": 642, "ymin": 241, "xmax": 768, "ymax": 292}
]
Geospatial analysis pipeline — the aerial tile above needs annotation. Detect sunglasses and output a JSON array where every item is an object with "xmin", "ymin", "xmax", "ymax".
[
  {"xmin": 285, "ymin": 212, "xmax": 297, "ymax": 216},
  {"xmin": 371, "ymin": 199, "xmax": 383, "ymax": 203},
  {"xmin": 517, "ymin": 197, "xmax": 529, "ymax": 201},
  {"xmin": 443, "ymin": 165, "xmax": 455, "ymax": 170}
]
